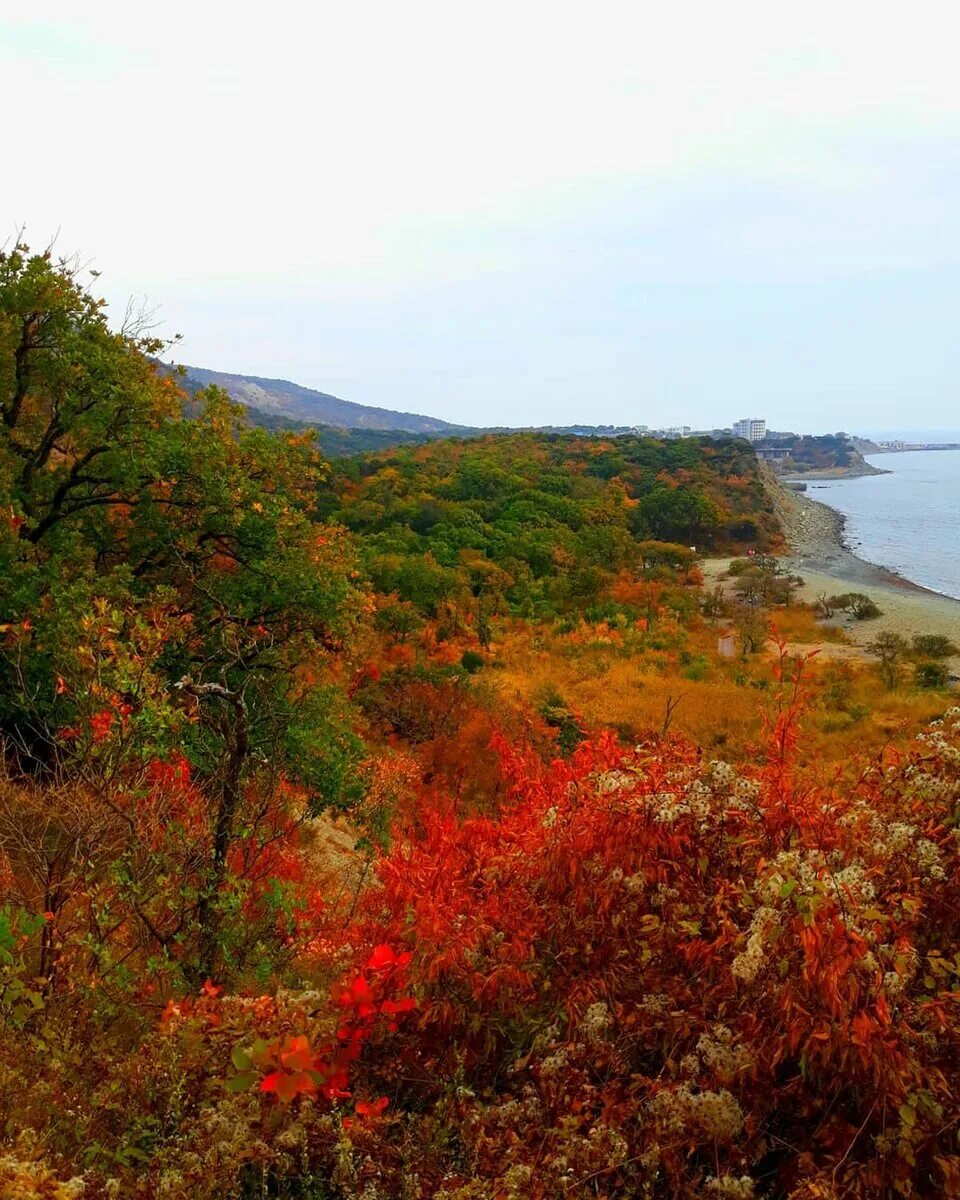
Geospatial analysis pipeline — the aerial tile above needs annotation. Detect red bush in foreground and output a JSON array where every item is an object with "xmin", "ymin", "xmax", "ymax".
[
  {"xmin": 317, "ymin": 691, "xmax": 960, "ymax": 1198},
  {"xmin": 4, "ymin": 689, "xmax": 960, "ymax": 1198}
]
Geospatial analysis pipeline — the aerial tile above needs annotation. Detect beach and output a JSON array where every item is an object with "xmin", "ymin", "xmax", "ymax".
[{"xmin": 704, "ymin": 475, "xmax": 960, "ymax": 651}]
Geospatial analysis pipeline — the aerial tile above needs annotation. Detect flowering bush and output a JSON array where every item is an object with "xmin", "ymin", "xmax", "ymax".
[
  {"xmin": 2, "ymin": 690, "xmax": 960, "ymax": 1196},
  {"xmin": 314, "ymin": 693, "xmax": 960, "ymax": 1198}
]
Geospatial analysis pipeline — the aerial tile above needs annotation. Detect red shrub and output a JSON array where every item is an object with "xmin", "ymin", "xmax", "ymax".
[{"xmin": 327, "ymin": 692, "xmax": 960, "ymax": 1196}]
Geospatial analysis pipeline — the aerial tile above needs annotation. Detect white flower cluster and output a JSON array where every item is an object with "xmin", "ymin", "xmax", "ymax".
[
  {"xmin": 651, "ymin": 883, "xmax": 679, "ymax": 909},
  {"xmin": 731, "ymin": 777, "xmax": 762, "ymax": 806},
  {"xmin": 596, "ymin": 769, "xmax": 637, "ymax": 795},
  {"xmin": 696, "ymin": 1026, "xmax": 752, "ymax": 1076},
  {"xmin": 916, "ymin": 837, "xmax": 947, "ymax": 882},
  {"xmin": 916, "ymin": 725, "xmax": 960, "ymax": 766},
  {"xmin": 650, "ymin": 1085, "xmax": 744, "ymax": 1140},
  {"xmin": 708, "ymin": 759, "xmax": 738, "ymax": 789},
  {"xmin": 650, "ymin": 790, "xmax": 685, "ymax": 824},
  {"xmin": 901, "ymin": 764, "xmax": 955, "ymax": 801},
  {"xmin": 705, "ymin": 1175, "xmax": 755, "ymax": 1198},
  {"xmin": 502, "ymin": 1163, "xmax": 533, "ymax": 1197},
  {"xmin": 539, "ymin": 1048, "xmax": 570, "ymax": 1077},
  {"xmin": 579, "ymin": 1000, "xmax": 613, "ymax": 1043},
  {"xmin": 680, "ymin": 1027, "xmax": 752, "ymax": 1080},
  {"xmin": 0, "ymin": 1154, "xmax": 86, "ymax": 1198},
  {"xmin": 843, "ymin": 808, "xmax": 948, "ymax": 884},
  {"xmin": 882, "ymin": 945, "xmax": 919, "ymax": 997},
  {"xmin": 758, "ymin": 849, "xmax": 878, "ymax": 908},
  {"xmin": 731, "ymin": 906, "xmax": 777, "ymax": 985}
]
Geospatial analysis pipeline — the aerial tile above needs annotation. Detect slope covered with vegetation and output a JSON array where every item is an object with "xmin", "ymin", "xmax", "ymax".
[
  {"xmin": 2, "ymin": 245, "xmax": 960, "ymax": 1200},
  {"xmin": 174, "ymin": 363, "xmax": 468, "ymax": 435},
  {"xmin": 761, "ymin": 433, "xmax": 879, "ymax": 476},
  {"xmin": 322, "ymin": 433, "xmax": 780, "ymax": 621}
]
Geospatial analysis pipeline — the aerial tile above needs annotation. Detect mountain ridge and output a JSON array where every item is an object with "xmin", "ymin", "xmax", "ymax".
[{"xmin": 171, "ymin": 363, "xmax": 472, "ymax": 435}]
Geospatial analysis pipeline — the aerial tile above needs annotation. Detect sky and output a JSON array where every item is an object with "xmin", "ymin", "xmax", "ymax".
[{"xmin": 3, "ymin": 1, "xmax": 960, "ymax": 435}]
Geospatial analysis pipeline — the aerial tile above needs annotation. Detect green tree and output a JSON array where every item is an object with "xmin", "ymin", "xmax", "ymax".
[
  {"xmin": 868, "ymin": 632, "xmax": 909, "ymax": 690},
  {"xmin": 634, "ymin": 485, "xmax": 719, "ymax": 545},
  {"xmin": 0, "ymin": 243, "xmax": 367, "ymax": 984}
]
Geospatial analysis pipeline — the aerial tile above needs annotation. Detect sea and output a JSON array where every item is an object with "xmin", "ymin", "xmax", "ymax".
[{"xmin": 808, "ymin": 448, "xmax": 960, "ymax": 601}]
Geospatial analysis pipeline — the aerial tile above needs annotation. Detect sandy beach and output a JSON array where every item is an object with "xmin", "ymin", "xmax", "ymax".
[{"xmin": 704, "ymin": 475, "xmax": 960, "ymax": 652}]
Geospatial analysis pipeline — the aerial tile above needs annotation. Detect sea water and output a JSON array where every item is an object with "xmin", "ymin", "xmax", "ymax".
[{"xmin": 810, "ymin": 448, "xmax": 960, "ymax": 600}]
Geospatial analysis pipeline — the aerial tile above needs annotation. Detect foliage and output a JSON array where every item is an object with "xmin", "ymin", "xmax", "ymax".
[
  {"xmin": 321, "ymin": 433, "xmax": 780, "ymax": 620},
  {"xmin": 815, "ymin": 592, "xmax": 883, "ymax": 621},
  {"xmin": 912, "ymin": 634, "xmax": 959, "ymax": 660},
  {"xmin": 0, "ymin": 243, "xmax": 368, "ymax": 987},
  {"xmin": 915, "ymin": 661, "xmax": 950, "ymax": 690},
  {"xmin": 760, "ymin": 433, "xmax": 856, "ymax": 472},
  {"xmin": 3, "ymin": 239, "xmax": 959, "ymax": 1200},
  {"xmin": 460, "ymin": 649, "xmax": 484, "ymax": 674},
  {"xmin": 315, "ymin": 692, "xmax": 960, "ymax": 1198},
  {"xmin": 241, "ymin": 407, "xmax": 437, "ymax": 456},
  {"xmin": 868, "ymin": 632, "xmax": 910, "ymax": 690}
]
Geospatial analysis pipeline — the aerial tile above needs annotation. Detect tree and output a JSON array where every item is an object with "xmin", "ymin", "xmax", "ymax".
[
  {"xmin": 0, "ymin": 243, "xmax": 367, "ymax": 985},
  {"xmin": 734, "ymin": 606, "xmax": 768, "ymax": 657},
  {"xmin": 635, "ymin": 540, "xmax": 697, "ymax": 576},
  {"xmin": 635, "ymin": 485, "xmax": 720, "ymax": 545},
  {"xmin": 867, "ymin": 631, "xmax": 908, "ymax": 689}
]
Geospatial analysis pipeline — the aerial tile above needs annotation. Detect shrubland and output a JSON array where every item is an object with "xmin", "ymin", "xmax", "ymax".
[{"xmin": 1, "ymin": 244, "xmax": 959, "ymax": 1199}]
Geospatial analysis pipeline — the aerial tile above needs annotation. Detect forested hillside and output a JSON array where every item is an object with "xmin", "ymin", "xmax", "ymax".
[
  {"xmin": 3, "ymin": 245, "xmax": 960, "ymax": 1200},
  {"xmin": 322, "ymin": 433, "xmax": 779, "ymax": 618},
  {"xmin": 761, "ymin": 433, "xmax": 880, "ymax": 476}
]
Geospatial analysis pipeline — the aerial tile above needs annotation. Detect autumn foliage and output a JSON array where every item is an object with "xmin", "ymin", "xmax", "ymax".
[
  {"xmin": 303, "ymin": 685, "xmax": 960, "ymax": 1198},
  {"xmin": 4, "ymin": 242, "xmax": 960, "ymax": 1199}
]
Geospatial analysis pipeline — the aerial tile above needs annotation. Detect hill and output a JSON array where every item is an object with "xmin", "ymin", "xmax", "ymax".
[
  {"xmin": 759, "ymin": 432, "xmax": 885, "ymax": 478},
  {"xmin": 320, "ymin": 431, "xmax": 780, "ymax": 618},
  {"xmin": 171, "ymin": 362, "xmax": 471, "ymax": 435},
  {"xmin": 170, "ymin": 363, "xmax": 654, "ymax": 445}
]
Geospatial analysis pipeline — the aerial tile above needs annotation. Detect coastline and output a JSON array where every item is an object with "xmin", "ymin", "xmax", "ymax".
[
  {"xmin": 779, "ymin": 463, "xmax": 890, "ymax": 482},
  {"xmin": 766, "ymin": 476, "xmax": 960, "ymax": 647}
]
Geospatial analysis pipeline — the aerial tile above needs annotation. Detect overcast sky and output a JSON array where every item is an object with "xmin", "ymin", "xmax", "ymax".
[{"xmin": 4, "ymin": 2, "xmax": 960, "ymax": 434}]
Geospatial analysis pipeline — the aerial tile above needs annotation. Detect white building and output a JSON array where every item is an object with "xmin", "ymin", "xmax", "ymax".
[{"xmin": 732, "ymin": 418, "xmax": 766, "ymax": 442}]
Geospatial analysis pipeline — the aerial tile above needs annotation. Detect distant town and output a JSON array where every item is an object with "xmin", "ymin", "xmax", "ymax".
[
  {"xmin": 627, "ymin": 417, "xmax": 959, "ymax": 455},
  {"xmin": 631, "ymin": 417, "xmax": 769, "ymax": 441}
]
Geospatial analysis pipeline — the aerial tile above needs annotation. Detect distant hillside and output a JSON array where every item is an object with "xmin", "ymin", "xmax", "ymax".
[
  {"xmin": 170, "ymin": 363, "xmax": 471, "ymax": 436},
  {"xmin": 245, "ymin": 408, "xmax": 436, "ymax": 457},
  {"xmin": 759, "ymin": 433, "xmax": 885, "ymax": 479},
  {"xmin": 319, "ymin": 432, "xmax": 781, "ymax": 617}
]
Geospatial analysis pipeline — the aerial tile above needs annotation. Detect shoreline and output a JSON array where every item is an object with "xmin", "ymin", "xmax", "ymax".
[
  {"xmin": 761, "ymin": 474, "xmax": 960, "ymax": 647},
  {"xmin": 780, "ymin": 466, "xmax": 890, "ymax": 482}
]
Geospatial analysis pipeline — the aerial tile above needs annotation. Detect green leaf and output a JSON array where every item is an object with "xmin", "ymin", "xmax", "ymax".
[
  {"xmin": 225, "ymin": 1070, "xmax": 258, "ymax": 1093},
  {"xmin": 231, "ymin": 1045, "xmax": 252, "ymax": 1071}
]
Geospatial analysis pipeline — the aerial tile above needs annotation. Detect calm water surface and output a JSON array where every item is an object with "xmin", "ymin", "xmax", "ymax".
[{"xmin": 810, "ymin": 449, "xmax": 960, "ymax": 600}]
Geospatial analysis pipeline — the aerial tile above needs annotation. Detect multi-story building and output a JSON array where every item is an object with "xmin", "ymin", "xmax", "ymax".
[{"xmin": 732, "ymin": 418, "xmax": 766, "ymax": 442}]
